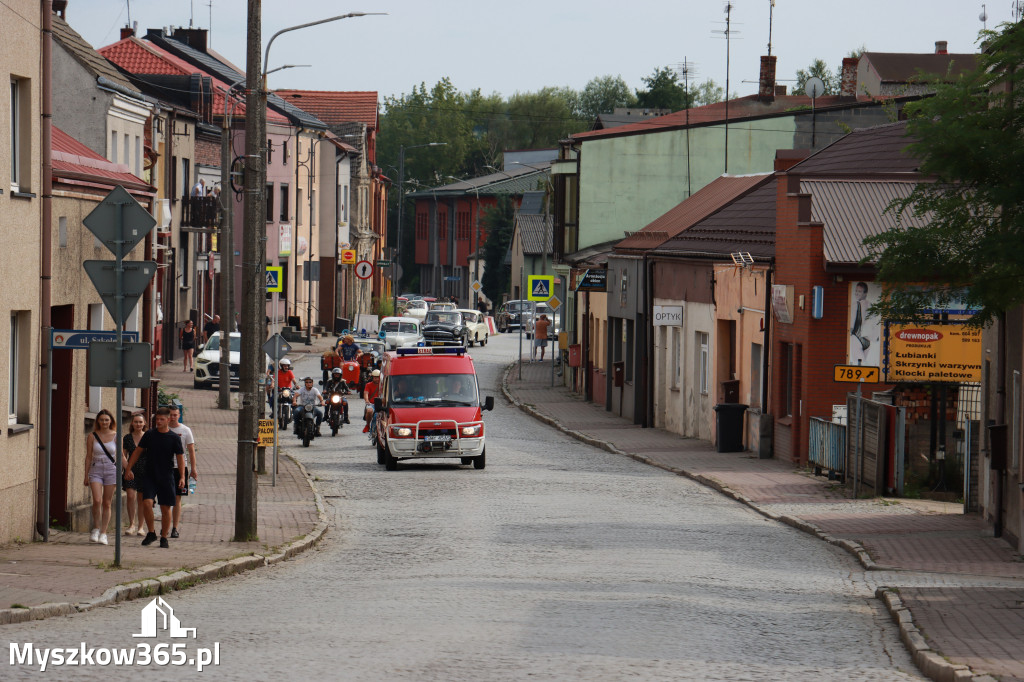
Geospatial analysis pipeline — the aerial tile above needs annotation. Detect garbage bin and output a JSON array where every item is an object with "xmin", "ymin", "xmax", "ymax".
[{"xmin": 714, "ymin": 403, "xmax": 747, "ymax": 452}]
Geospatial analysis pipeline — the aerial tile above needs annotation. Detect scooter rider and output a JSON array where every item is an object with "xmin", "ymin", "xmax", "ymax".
[
  {"xmin": 293, "ymin": 376, "xmax": 325, "ymax": 436},
  {"xmin": 324, "ymin": 367, "xmax": 351, "ymax": 424}
]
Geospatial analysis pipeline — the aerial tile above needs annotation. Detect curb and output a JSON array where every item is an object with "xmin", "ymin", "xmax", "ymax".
[
  {"xmin": 0, "ymin": 450, "xmax": 328, "ymax": 626},
  {"xmin": 501, "ymin": 362, "xmax": 974, "ymax": 682}
]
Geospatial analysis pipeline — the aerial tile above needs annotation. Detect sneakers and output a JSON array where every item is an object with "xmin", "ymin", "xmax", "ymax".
[
  {"xmin": 362, "ymin": 424, "xmax": 369, "ymax": 433},
  {"xmin": 90, "ymin": 528, "xmax": 100, "ymax": 543},
  {"xmin": 159, "ymin": 537, "xmax": 169, "ymax": 549},
  {"xmin": 125, "ymin": 524, "xmax": 136, "ymax": 536},
  {"xmin": 141, "ymin": 531, "xmax": 158, "ymax": 546},
  {"xmin": 170, "ymin": 527, "xmax": 179, "ymax": 538},
  {"xmin": 98, "ymin": 533, "xmax": 108, "ymax": 545},
  {"xmin": 135, "ymin": 525, "xmax": 146, "ymax": 536}
]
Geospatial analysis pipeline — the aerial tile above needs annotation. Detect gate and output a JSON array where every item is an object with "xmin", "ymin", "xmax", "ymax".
[
  {"xmin": 809, "ymin": 417, "xmax": 846, "ymax": 479},
  {"xmin": 847, "ymin": 394, "xmax": 906, "ymax": 497}
]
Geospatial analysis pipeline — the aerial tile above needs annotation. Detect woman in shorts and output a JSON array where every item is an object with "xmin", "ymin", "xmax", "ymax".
[
  {"xmin": 84, "ymin": 408, "xmax": 122, "ymax": 545},
  {"xmin": 180, "ymin": 319, "xmax": 196, "ymax": 372},
  {"xmin": 121, "ymin": 411, "xmax": 148, "ymax": 536}
]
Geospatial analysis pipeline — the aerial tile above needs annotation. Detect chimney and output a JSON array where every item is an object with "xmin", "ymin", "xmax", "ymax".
[
  {"xmin": 775, "ymin": 84, "xmax": 788, "ymax": 96},
  {"xmin": 172, "ymin": 28, "xmax": 208, "ymax": 52},
  {"xmin": 935, "ymin": 40, "xmax": 948, "ymax": 54},
  {"xmin": 52, "ymin": 0, "xmax": 67, "ymax": 18},
  {"xmin": 758, "ymin": 55, "xmax": 778, "ymax": 102},
  {"xmin": 840, "ymin": 56, "xmax": 860, "ymax": 97},
  {"xmin": 120, "ymin": 25, "xmax": 135, "ymax": 40}
]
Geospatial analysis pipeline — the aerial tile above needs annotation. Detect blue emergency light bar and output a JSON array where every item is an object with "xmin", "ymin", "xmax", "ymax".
[{"xmin": 396, "ymin": 346, "xmax": 467, "ymax": 356}]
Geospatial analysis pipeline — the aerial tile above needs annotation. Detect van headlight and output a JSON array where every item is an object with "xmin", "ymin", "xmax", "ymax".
[
  {"xmin": 460, "ymin": 424, "xmax": 482, "ymax": 437},
  {"xmin": 390, "ymin": 426, "xmax": 413, "ymax": 438}
]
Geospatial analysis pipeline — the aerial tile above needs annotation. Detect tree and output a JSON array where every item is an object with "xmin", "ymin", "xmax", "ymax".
[
  {"xmin": 691, "ymin": 78, "xmax": 725, "ymax": 106},
  {"xmin": 793, "ymin": 58, "xmax": 838, "ymax": 95},
  {"xmin": 481, "ymin": 196, "xmax": 517, "ymax": 301},
  {"xmin": 578, "ymin": 75, "xmax": 637, "ymax": 119},
  {"xmin": 635, "ymin": 66, "xmax": 688, "ymax": 111},
  {"xmin": 862, "ymin": 23, "xmax": 1024, "ymax": 327}
]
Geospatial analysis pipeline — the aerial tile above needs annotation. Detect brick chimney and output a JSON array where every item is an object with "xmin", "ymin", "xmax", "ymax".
[
  {"xmin": 840, "ymin": 56, "xmax": 860, "ymax": 97},
  {"xmin": 172, "ymin": 28, "xmax": 208, "ymax": 52},
  {"xmin": 758, "ymin": 55, "xmax": 778, "ymax": 102},
  {"xmin": 120, "ymin": 24, "xmax": 135, "ymax": 40},
  {"xmin": 935, "ymin": 40, "xmax": 948, "ymax": 54}
]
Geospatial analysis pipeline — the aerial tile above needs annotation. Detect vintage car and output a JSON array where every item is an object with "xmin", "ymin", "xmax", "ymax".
[
  {"xmin": 378, "ymin": 316, "xmax": 424, "ymax": 350},
  {"xmin": 456, "ymin": 309, "xmax": 489, "ymax": 347},
  {"xmin": 428, "ymin": 301, "xmax": 457, "ymax": 312},
  {"xmin": 495, "ymin": 299, "xmax": 535, "ymax": 334},
  {"xmin": 421, "ymin": 310, "xmax": 471, "ymax": 347},
  {"xmin": 403, "ymin": 299, "xmax": 428, "ymax": 320}
]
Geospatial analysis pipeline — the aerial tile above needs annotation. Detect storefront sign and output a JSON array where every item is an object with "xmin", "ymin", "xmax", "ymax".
[
  {"xmin": 574, "ymin": 268, "xmax": 607, "ymax": 292},
  {"xmin": 771, "ymin": 284, "xmax": 793, "ymax": 324},
  {"xmin": 279, "ymin": 224, "xmax": 291, "ymax": 258},
  {"xmin": 885, "ymin": 323, "xmax": 982, "ymax": 383},
  {"xmin": 653, "ymin": 305, "xmax": 683, "ymax": 326}
]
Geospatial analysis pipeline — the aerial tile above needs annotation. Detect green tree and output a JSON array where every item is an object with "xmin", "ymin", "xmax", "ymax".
[
  {"xmin": 793, "ymin": 58, "xmax": 838, "ymax": 95},
  {"xmin": 578, "ymin": 75, "xmax": 637, "ymax": 119},
  {"xmin": 691, "ymin": 78, "xmax": 725, "ymax": 106},
  {"xmin": 481, "ymin": 195, "xmax": 517, "ymax": 301},
  {"xmin": 862, "ymin": 23, "xmax": 1024, "ymax": 326},
  {"xmin": 635, "ymin": 66, "xmax": 688, "ymax": 111}
]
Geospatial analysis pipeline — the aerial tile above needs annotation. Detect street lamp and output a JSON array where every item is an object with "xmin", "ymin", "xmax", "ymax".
[{"xmin": 395, "ymin": 142, "xmax": 446, "ymax": 315}]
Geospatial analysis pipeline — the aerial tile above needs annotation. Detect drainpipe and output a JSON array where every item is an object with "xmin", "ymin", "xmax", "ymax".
[
  {"xmin": 36, "ymin": 0, "xmax": 54, "ymax": 540},
  {"xmin": 644, "ymin": 254, "xmax": 654, "ymax": 428}
]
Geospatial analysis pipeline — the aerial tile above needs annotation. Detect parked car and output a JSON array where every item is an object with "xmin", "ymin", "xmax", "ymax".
[
  {"xmin": 403, "ymin": 299, "xmax": 428, "ymax": 320},
  {"xmin": 379, "ymin": 316, "xmax": 424, "ymax": 350},
  {"xmin": 194, "ymin": 331, "xmax": 269, "ymax": 390},
  {"xmin": 457, "ymin": 309, "xmax": 489, "ymax": 347},
  {"xmin": 495, "ymin": 299, "xmax": 535, "ymax": 334},
  {"xmin": 422, "ymin": 310, "xmax": 471, "ymax": 347}
]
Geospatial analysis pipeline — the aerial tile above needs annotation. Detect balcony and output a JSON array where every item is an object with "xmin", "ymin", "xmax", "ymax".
[{"xmin": 181, "ymin": 195, "xmax": 221, "ymax": 229}]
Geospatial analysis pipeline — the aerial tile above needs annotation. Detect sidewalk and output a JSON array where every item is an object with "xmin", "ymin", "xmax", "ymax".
[
  {"xmin": 0, "ymin": 337, "xmax": 332, "ymax": 625},
  {"xmin": 505, "ymin": 360, "xmax": 1024, "ymax": 682}
]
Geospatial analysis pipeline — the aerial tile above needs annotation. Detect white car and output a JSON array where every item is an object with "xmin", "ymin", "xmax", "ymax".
[
  {"xmin": 379, "ymin": 316, "xmax": 424, "ymax": 350},
  {"xmin": 457, "ymin": 309, "xmax": 489, "ymax": 347},
  {"xmin": 194, "ymin": 331, "xmax": 239, "ymax": 390},
  {"xmin": 403, "ymin": 299, "xmax": 428, "ymax": 320},
  {"xmin": 524, "ymin": 303, "xmax": 560, "ymax": 339}
]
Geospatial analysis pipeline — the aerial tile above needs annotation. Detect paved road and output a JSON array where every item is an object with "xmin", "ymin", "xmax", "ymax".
[{"xmin": 2, "ymin": 336, "xmax": 920, "ymax": 680}]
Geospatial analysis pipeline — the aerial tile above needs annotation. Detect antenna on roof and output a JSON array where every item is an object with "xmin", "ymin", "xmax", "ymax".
[
  {"xmin": 713, "ymin": 2, "xmax": 740, "ymax": 173},
  {"xmin": 979, "ymin": 4, "xmax": 987, "ymax": 29},
  {"xmin": 673, "ymin": 59, "xmax": 696, "ymax": 197},
  {"xmin": 731, "ymin": 252, "xmax": 754, "ymax": 268},
  {"xmin": 767, "ymin": 0, "xmax": 775, "ymax": 57}
]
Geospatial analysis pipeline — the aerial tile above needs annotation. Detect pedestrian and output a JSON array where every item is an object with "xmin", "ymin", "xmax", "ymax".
[
  {"xmin": 190, "ymin": 178, "xmax": 205, "ymax": 197},
  {"xmin": 121, "ymin": 411, "xmax": 148, "ymax": 536},
  {"xmin": 533, "ymin": 313, "xmax": 551, "ymax": 362},
  {"xmin": 203, "ymin": 314, "xmax": 220, "ymax": 344},
  {"xmin": 125, "ymin": 407, "xmax": 184, "ymax": 548},
  {"xmin": 477, "ymin": 298, "xmax": 489, "ymax": 316},
  {"xmin": 179, "ymin": 319, "xmax": 196, "ymax": 372},
  {"xmin": 167, "ymin": 406, "xmax": 197, "ymax": 539},
  {"xmin": 84, "ymin": 408, "xmax": 122, "ymax": 545}
]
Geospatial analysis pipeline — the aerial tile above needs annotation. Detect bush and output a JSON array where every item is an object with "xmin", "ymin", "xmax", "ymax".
[{"xmin": 374, "ymin": 297, "xmax": 395, "ymax": 318}]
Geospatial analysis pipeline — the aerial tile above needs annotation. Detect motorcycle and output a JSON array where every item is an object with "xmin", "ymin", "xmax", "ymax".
[
  {"xmin": 358, "ymin": 351, "xmax": 381, "ymax": 395},
  {"xmin": 323, "ymin": 383, "xmax": 348, "ymax": 437},
  {"xmin": 276, "ymin": 388, "xmax": 293, "ymax": 429},
  {"xmin": 294, "ymin": 403, "xmax": 318, "ymax": 447}
]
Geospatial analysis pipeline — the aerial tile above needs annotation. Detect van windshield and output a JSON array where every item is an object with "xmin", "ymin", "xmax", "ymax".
[
  {"xmin": 381, "ymin": 321, "xmax": 418, "ymax": 334},
  {"xmin": 388, "ymin": 374, "xmax": 478, "ymax": 407}
]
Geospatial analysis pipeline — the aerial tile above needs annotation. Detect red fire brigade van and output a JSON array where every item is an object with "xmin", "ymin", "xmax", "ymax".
[{"xmin": 373, "ymin": 346, "xmax": 494, "ymax": 471}]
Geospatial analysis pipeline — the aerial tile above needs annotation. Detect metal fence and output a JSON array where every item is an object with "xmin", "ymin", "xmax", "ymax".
[{"xmin": 809, "ymin": 416, "xmax": 846, "ymax": 479}]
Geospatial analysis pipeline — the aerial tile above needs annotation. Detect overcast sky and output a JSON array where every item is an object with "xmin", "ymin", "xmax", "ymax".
[{"xmin": 74, "ymin": 0, "xmax": 1010, "ymax": 103}]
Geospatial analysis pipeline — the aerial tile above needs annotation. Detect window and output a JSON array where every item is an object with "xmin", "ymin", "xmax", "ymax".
[
  {"xmin": 311, "ymin": 189, "xmax": 316, "ymax": 225},
  {"xmin": 58, "ymin": 216, "xmax": 68, "ymax": 248},
  {"xmin": 11, "ymin": 78, "xmax": 29, "ymax": 189},
  {"xmin": 439, "ymin": 211, "xmax": 448, "ymax": 241},
  {"xmin": 750, "ymin": 343, "xmax": 763, "ymax": 409},
  {"xmin": 416, "ymin": 212, "xmax": 428, "ymax": 239},
  {"xmin": 279, "ymin": 184, "xmax": 289, "ymax": 222},
  {"xmin": 282, "ymin": 140, "xmax": 288, "ymax": 163},
  {"xmin": 9, "ymin": 313, "xmax": 25, "ymax": 424},
  {"xmin": 783, "ymin": 343, "xmax": 796, "ymax": 417},
  {"xmin": 266, "ymin": 183, "xmax": 274, "ymax": 223},
  {"xmin": 267, "ymin": 139, "xmax": 273, "ymax": 164},
  {"xmin": 343, "ymin": 185, "xmax": 349, "ymax": 223},
  {"xmin": 134, "ymin": 135, "xmax": 141, "ymax": 176},
  {"xmin": 697, "ymin": 331, "xmax": 709, "ymax": 395},
  {"xmin": 297, "ymin": 188, "xmax": 303, "ymax": 226},
  {"xmin": 181, "ymin": 158, "xmax": 191, "ymax": 199},
  {"xmin": 123, "ymin": 133, "xmax": 129, "ymax": 168},
  {"xmin": 110, "ymin": 130, "xmax": 118, "ymax": 164},
  {"xmin": 671, "ymin": 327, "xmax": 681, "ymax": 390},
  {"xmin": 457, "ymin": 212, "xmax": 471, "ymax": 240}
]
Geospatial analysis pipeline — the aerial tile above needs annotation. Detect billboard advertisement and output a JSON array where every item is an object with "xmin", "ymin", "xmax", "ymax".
[
  {"xmin": 885, "ymin": 324, "xmax": 982, "ymax": 383},
  {"xmin": 848, "ymin": 281, "xmax": 883, "ymax": 367}
]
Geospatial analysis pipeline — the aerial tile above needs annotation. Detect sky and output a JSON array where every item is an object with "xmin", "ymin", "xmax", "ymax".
[{"xmin": 73, "ymin": 0, "xmax": 1014, "ymax": 104}]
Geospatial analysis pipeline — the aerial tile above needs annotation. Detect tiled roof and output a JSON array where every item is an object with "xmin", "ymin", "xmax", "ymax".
[
  {"xmin": 655, "ymin": 177, "xmax": 777, "ymax": 260},
  {"xmin": 790, "ymin": 121, "xmax": 921, "ymax": 175},
  {"xmin": 517, "ymin": 214, "xmax": 553, "ymax": 256},
  {"xmin": 273, "ymin": 90, "xmax": 378, "ymax": 129},
  {"xmin": 52, "ymin": 126, "xmax": 152, "ymax": 191},
  {"xmin": 861, "ymin": 52, "xmax": 977, "ymax": 84},
  {"xmin": 51, "ymin": 14, "xmax": 140, "ymax": 96},
  {"xmin": 804, "ymin": 179, "xmax": 930, "ymax": 266},
  {"xmin": 616, "ymin": 174, "xmax": 771, "ymax": 252},
  {"xmin": 99, "ymin": 37, "xmax": 288, "ymax": 123},
  {"xmin": 408, "ymin": 165, "xmax": 548, "ymax": 199},
  {"xmin": 573, "ymin": 93, "xmax": 877, "ymax": 141},
  {"xmin": 144, "ymin": 30, "xmax": 326, "ymax": 129}
]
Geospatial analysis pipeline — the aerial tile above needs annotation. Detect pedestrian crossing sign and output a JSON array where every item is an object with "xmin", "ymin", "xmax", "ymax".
[
  {"xmin": 528, "ymin": 275, "xmax": 553, "ymax": 301},
  {"xmin": 266, "ymin": 266, "xmax": 283, "ymax": 293}
]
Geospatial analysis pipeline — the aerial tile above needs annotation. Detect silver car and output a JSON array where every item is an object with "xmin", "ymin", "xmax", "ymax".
[{"xmin": 378, "ymin": 316, "xmax": 424, "ymax": 350}]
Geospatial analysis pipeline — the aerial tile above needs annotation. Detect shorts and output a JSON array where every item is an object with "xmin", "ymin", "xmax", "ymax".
[
  {"xmin": 89, "ymin": 455, "xmax": 118, "ymax": 486},
  {"xmin": 534, "ymin": 338, "xmax": 548, "ymax": 348},
  {"xmin": 173, "ymin": 467, "xmax": 190, "ymax": 496},
  {"xmin": 141, "ymin": 471, "xmax": 177, "ymax": 507}
]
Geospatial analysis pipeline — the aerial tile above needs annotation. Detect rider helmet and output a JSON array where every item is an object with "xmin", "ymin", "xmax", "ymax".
[
  {"xmin": 280, "ymin": 358, "xmax": 291, "ymax": 367},
  {"xmin": 371, "ymin": 369, "xmax": 381, "ymax": 378},
  {"xmin": 331, "ymin": 367, "xmax": 342, "ymax": 376}
]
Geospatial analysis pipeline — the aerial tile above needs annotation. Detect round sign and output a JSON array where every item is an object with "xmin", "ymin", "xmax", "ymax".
[{"xmin": 355, "ymin": 260, "xmax": 374, "ymax": 279}]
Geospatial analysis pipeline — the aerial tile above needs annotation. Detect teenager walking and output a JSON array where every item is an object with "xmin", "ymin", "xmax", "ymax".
[
  {"xmin": 168, "ymin": 405, "xmax": 198, "ymax": 538},
  {"xmin": 121, "ymin": 411, "xmax": 148, "ymax": 536},
  {"xmin": 125, "ymin": 407, "xmax": 185, "ymax": 548},
  {"xmin": 84, "ymin": 409, "xmax": 122, "ymax": 545}
]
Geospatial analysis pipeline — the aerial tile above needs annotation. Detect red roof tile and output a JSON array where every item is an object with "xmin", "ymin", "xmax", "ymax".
[
  {"xmin": 99, "ymin": 37, "xmax": 288, "ymax": 124},
  {"xmin": 274, "ymin": 90, "xmax": 378, "ymax": 128},
  {"xmin": 574, "ymin": 94, "xmax": 877, "ymax": 141},
  {"xmin": 52, "ymin": 126, "xmax": 152, "ymax": 190}
]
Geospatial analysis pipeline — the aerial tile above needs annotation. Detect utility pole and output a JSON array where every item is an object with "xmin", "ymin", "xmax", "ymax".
[
  {"xmin": 218, "ymin": 83, "xmax": 241, "ymax": 410},
  {"xmin": 235, "ymin": 0, "xmax": 262, "ymax": 541}
]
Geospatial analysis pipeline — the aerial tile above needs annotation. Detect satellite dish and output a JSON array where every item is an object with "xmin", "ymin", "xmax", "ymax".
[{"xmin": 805, "ymin": 77, "xmax": 825, "ymax": 99}]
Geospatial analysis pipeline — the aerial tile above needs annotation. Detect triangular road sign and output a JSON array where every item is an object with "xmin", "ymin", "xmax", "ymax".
[{"xmin": 83, "ymin": 260, "xmax": 157, "ymax": 326}]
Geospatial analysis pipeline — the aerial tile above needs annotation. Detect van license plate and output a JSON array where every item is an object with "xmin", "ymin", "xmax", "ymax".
[{"xmin": 424, "ymin": 435, "xmax": 451, "ymax": 443}]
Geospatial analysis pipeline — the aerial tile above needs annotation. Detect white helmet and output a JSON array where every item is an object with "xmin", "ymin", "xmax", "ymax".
[{"xmin": 280, "ymin": 359, "xmax": 291, "ymax": 367}]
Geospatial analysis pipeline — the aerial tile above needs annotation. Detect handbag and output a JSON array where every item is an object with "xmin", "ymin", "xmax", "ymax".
[{"xmin": 96, "ymin": 438, "xmax": 116, "ymax": 465}]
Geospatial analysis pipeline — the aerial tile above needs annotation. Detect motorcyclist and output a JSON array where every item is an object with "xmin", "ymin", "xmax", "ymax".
[
  {"xmin": 362, "ymin": 369, "xmax": 381, "ymax": 434},
  {"xmin": 324, "ymin": 367, "xmax": 351, "ymax": 424},
  {"xmin": 338, "ymin": 334, "xmax": 361, "ymax": 362},
  {"xmin": 293, "ymin": 376, "xmax": 325, "ymax": 436}
]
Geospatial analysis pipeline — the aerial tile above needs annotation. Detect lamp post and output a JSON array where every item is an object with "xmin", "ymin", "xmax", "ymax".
[{"xmin": 394, "ymin": 142, "xmax": 446, "ymax": 315}]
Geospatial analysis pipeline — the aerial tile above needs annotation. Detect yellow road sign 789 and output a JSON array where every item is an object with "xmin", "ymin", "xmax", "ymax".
[{"xmin": 833, "ymin": 365, "xmax": 880, "ymax": 383}]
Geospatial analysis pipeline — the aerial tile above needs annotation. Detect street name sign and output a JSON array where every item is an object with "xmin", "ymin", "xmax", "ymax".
[
  {"xmin": 83, "ymin": 260, "xmax": 158, "ymax": 326},
  {"xmin": 52, "ymin": 329, "xmax": 139, "ymax": 349}
]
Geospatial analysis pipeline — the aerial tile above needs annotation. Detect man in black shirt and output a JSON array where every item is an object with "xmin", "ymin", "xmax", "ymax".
[
  {"xmin": 203, "ymin": 315, "xmax": 221, "ymax": 344},
  {"xmin": 126, "ymin": 407, "xmax": 185, "ymax": 548}
]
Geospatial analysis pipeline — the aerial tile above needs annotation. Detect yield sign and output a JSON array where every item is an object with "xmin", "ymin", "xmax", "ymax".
[
  {"xmin": 355, "ymin": 260, "xmax": 374, "ymax": 279},
  {"xmin": 82, "ymin": 185, "xmax": 156, "ymax": 259},
  {"xmin": 83, "ymin": 260, "xmax": 157, "ymax": 326},
  {"xmin": 263, "ymin": 333, "xmax": 292, "ymax": 362}
]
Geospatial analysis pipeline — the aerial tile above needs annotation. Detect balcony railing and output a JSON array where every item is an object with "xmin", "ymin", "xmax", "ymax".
[{"xmin": 181, "ymin": 195, "xmax": 221, "ymax": 229}]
